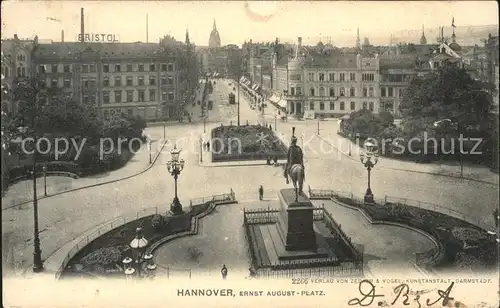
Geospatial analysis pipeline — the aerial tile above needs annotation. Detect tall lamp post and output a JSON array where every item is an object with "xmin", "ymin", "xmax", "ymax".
[
  {"xmin": 122, "ymin": 227, "xmax": 157, "ymax": 279},
  {"xmin": 148, "ymin": 140, "xmax": 152, "ymax": 164},
  {"xmin": 274, "ymin": 113, "xmax": 277, "ymax": 131},
  {"xmin": 42, "ymin": 164, "xmax": 47, "ymax": 196},
  {"xmin": 166, "ymin": 145, "xmax": 185, "ymax": 215},
  {"xmin": 360, "ymin": 141, "xmax": 378, "ymax": 204}
]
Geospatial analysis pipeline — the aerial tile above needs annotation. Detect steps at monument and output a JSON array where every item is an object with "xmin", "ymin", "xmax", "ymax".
[
  {"xmin": 259, "ymin": 224, "xmax": 281, "ymax": 264},
  {"xmin": 249, "ymin": 224, "xmax": 271, "ymax": 266}
]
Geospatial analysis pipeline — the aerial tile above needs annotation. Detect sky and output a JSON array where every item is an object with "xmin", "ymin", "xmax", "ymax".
[{"xmin": 1, "ymin": 1, "xmax": 498, "ymax": 47}]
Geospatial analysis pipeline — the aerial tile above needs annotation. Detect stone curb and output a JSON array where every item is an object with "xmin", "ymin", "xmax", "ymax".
[
  {"xmin": 3, "ymin": 139, "xmax": 169, "ymax": 209},
  {"xmin": 316, "ymin": 135, "xmax": 498, "ymax": 186},
  {"xmin": 310, "ymin": 195, "xmax": 443, "ymax": 276}
]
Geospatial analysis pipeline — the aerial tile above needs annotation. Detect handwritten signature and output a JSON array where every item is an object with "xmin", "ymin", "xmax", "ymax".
[{"xmin": 347, "ymin": 279, "xmax": 459, "ymax": 307}]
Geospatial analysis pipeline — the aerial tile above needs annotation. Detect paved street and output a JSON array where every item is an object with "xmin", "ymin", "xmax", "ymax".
[{"xmin": 2, "ymin": 78, "xmax": 499, "ymax": 277}]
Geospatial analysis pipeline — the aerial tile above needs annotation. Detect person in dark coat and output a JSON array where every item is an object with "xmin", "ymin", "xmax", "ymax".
[
  {"xmin": 259, "ymin": 185, "xmax": 264, "ymax": 200},
  {"xmin": 206, "ymin": 141, "xmax": 210, "ymax": 152},
  {"xmin": 221, "ymin": 264, "xmax": 228, "ymax": 279}
]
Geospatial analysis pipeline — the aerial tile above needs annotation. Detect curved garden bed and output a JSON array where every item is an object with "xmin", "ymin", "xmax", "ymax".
[
  {"xmin": 60, "ymin": 192, "xmax": 236, "ymax": 279},
  {"xmin": 309, "ymin": 189, "xmax": 498, "ymax": 274}
]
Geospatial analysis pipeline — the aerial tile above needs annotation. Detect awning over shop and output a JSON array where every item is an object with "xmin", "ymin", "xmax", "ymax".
[
  {"xmin": 252, "ymin": 84, "xmax": 259, "ymax": 91},
  {"xmin": 278, "ymin": 98, "xmax": 287, "ymax": 108},
  {"xmin": 268, "ymin": 95, "xmax": 280, "ymax": 103},
  {"xmin": 239, "ymin": 76, "xmax": 245, "ymax": 83}
]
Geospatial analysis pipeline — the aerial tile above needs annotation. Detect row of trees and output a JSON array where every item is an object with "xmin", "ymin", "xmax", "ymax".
[{"xmin": 342, "ymin": 63, "xmax": 498, "ymax": 167}]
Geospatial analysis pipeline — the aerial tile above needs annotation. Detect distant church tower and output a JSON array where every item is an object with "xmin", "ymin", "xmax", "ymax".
[
  {"xmin": 356, "ymin": 27, "xmax": 361, "ymax": 50},
  {"xmin": 185, "ymin": 28, "xmax": 191, "ymax": 45},
  {"xmin": 420, "ymin": 24, "xmax": 427, "ymax": 44},
  {"xmin": 208, "ymin": 18, "xmax": 221, "ymax": 48}
]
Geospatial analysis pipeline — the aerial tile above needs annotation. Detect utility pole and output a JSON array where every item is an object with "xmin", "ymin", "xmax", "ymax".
[{"xmin": 237, "ymin": 68, "xmax": 240, "ymax": 126}]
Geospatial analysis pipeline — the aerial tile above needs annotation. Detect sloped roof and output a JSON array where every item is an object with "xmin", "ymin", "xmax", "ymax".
[
  {"xmin": 34, "ymin": 42, "xmax": 162, "ymax": 60},
  {"xmin": 380, "ymin": 54, "xmax": 417, "ymax": 69},
  {"xmin": 303, "ymin": 53, "xmax": 358, "ymax": 68}
]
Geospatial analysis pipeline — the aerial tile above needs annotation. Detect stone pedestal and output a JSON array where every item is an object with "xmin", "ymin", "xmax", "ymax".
[{"xmin": 278, "ymin": 189, "xmax": 317, "ymax": 252}]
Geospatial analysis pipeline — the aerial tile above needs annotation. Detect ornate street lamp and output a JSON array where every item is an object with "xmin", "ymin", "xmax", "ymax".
[
  {"xmin": 122, "ymin": 227, "xmax": 157, "ymax": 279},
  {"xmin": 166, "ymin": 145, "xmax": 185, "ymax": 215},
  {"xmin": 360, "ymin": 141, "xmax": 378, "ymax": 204}
]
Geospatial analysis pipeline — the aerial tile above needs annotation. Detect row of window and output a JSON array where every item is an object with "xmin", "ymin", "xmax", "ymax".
[
  {"xmin": 39, "ymin": 63, "xmax": 175, "ymax": 74},
  {"xmin": 290, "ymin": 86, "xmax": 376, "ymax": 97},
  {"xmin": 380, "ymin": 87, "xmax": 404, "ymax": 98},
  {"xmin": 102, "ymin": 89, "xmax": 174, "ymax": 104},
  {"xmin": 307, "ymin": 101, "xmax": 375, "ymax": 111},
  {"xmin": 40, "ymin": 65, "xmax": 71, "ymax": 74},
  {"xmin": 307, "ymin": 72, "xmax": 376, "ymax": 82},
  {"xmin": 103, "ymin": 75, "xmax": 174, "ymax": 87},
  {"xmin": 100, "ymin": 63, "xmax": 174, "ymax": 73},
  {"xmin": 48, "ymin": 75, "xmax": 176, "ymax": 89}
]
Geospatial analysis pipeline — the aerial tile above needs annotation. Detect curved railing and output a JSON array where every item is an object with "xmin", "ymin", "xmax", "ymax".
[
  {"xmin": 55, "ymin": 207, "xmax": 159, "ymax": 279},
  {"xmin": 308, "ymin": 186, "xmax": 492, "ymax": 231}
]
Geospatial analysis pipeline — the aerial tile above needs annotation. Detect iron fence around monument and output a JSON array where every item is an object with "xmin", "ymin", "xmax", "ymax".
[
  {"xmin": 255, "ymin": 260, "xmax": 363, "ymax": 279},
  {"xmin": 243, "ymin": 207, "xmax": 279, "ymax": 224}
]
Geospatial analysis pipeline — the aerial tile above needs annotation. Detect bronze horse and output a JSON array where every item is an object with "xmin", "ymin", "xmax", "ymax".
[{"xmin": 288, "ymin": 164, "xmax": 305, "ymax": 202}]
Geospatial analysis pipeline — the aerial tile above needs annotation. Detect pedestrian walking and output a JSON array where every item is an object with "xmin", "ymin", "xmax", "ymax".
[
  {"xmin": 259, "ymin": 185, "xmax": 264, "ymax": 200},
  {"xmin": 273, "ymin": 156, "xmax": 278, "ymax": 166},
  {"xmin": 221, "ymin": 264, "xmax": 228, "ymax": 280},
  {"xmin": 206, "ymin": 141, "xmax": 211, "ymax": 152}
]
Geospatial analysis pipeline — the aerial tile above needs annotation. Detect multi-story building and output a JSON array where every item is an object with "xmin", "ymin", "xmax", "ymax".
[
  {"xmin": 30, "ymin": 35, "xmax": 196, "ymax": 121},
  {"xmin": 379, "ymin": 55, "xmax": 417, "ymax": 117},
  {"xmin": 1, "ymin": 34, "xmax": 38, "ymax": 115},
  {"xmin": 272, "ymin": 37, "xmax": 380, "ymax": 118}
]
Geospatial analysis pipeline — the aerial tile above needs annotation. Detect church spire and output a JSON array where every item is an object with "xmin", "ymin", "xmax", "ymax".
[
  {"xmin": 356, "ymin": 27, "xmax": 361, "ymax": 50},
  {"xmin": 213, "ymin": 18, "xmax": 217, "ymax": 31},
  {"xmin": 185, "ymin": 28, "xmax": 190, "ymax": 45},
  {"xmin": 420, "ymin": 24, "xmax": 427, "ymax": 44}
]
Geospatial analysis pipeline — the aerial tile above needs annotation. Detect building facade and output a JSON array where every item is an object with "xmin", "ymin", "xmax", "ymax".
[
  {"xmin": 272, "ymin": 37, "xmax": 380, "ymax": 118},
  {"xmin": 24, "ymin": 35, "xmax": 196, "ymax": 121}
]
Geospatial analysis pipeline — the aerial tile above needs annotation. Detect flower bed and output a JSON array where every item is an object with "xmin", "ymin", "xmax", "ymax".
[
  {"xmin": 61, "ymin": 201, "xmax": 213, "ymax": 278},
  {"xmin": 331, "ymin": 195, "xmax": 498, "ymax": 272},
  {"xmin": 211, "ymin": 124, "xmax": 288, "ymax": 162}
]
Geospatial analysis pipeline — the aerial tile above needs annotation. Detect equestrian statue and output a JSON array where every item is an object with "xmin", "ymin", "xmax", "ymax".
[{"xmin": 284, "ymin": 127, "xmax": 306, "ymax": 202}]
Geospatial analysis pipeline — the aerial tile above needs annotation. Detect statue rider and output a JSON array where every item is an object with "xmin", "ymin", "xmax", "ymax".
[{"xmin": 284, "ymin": 134, "xmax": 305, "ymax": 184}]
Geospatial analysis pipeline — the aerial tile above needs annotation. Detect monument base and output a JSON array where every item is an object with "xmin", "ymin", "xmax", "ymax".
[{"xmin": 278, "ymin": 189, "xmax": 318, "ymax": 252}]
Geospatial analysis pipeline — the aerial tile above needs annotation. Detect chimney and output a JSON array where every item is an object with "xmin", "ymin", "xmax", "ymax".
[
  {"xmin": 80, "ymin": 8, "xmax": 85, "ymax": 43},
  {"xmin": 61, "ymin": 30, "xmax": 64, "ymax": 42},
  {"xmin": 13, "ymin": 34, "xmax": 19, "ymax": 41}
]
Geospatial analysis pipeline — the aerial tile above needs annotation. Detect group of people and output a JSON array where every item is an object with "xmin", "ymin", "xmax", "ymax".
[
  {"xmin": 266, "ymin": 156, "xmax": 279, "ymax": 166},
  {"xmin": 220, "ymin": 264, "xmax": 257, "ymax": 280}
]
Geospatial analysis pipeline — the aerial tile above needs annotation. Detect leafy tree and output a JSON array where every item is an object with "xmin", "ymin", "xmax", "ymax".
[
  {"xmin": 9, "ymin": 77, "xmax": 101, "ymax": 139},
  {"xmin": 399, "ymin": 62, "xmax": 495, "ymax": 138},
  {"xmin": 378, "ymin": 111, "xmax": 394, "ymax": 129},
  {"xmin": 348, "ymin": 109, "xmax": 383, "ymax": 138}
]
